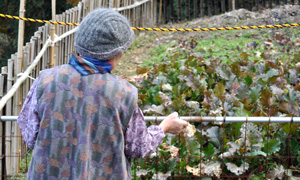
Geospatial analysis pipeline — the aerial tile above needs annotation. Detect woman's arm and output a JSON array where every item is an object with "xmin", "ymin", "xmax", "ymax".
[
  {"xmin": 124, "ymin": 107, "xmax": 165, "ymax": 158},
  {"xmin": 17, "ymin": 78, "xmax": 40, "ymax": 149},
  {"xmin": 124, "ymin": 107, "xmax": 188, "ymax": 158}
]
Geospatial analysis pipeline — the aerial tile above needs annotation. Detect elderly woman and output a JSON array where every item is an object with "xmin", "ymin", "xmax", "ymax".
[{"xmin": 17, "ymin": 8, "xmax": 188, "ymax": 180}]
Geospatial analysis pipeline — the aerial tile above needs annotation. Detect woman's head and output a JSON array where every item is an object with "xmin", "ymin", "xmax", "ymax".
[{"xmin": 74, "ymin": 8, "xmax": 134, "ymax": 61}]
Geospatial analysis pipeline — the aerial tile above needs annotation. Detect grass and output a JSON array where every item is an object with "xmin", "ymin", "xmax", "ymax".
[
  {"xmin": 143, "ymin": 42, "xmax": 176, "ymax": 66},
  {"xmin": 140, "ymin": 27, "xmax": 300, "ymax": 67}
]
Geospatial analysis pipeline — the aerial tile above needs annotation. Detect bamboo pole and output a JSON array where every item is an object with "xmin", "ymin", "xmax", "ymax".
[
  {"xmin": 50, "ymin": 0, "xmax": 56, "ymax": 68},
  {"xmin": 109, "ymin": 0, "xmax": 113, "ymax": 8},
  {"xmin": 37, "ymin": 28, "xmax": 43, "ymax": 73},
  {"xmin": 0, "ymin": 67, "xmax": 5, "ymax": 178},
  {"xmin": 14, "ymin": 0, "xmax": 26, "ymax": 174},
  {"xmin": 5, "ymin": 59, "xmax": 13, "ymax": 175},
  {"xmin": 12, "ymin": 54, "xmax": 20, "ymax": 175}
]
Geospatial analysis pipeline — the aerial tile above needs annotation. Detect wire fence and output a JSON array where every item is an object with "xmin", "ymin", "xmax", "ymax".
[{"xmin": 1, "ymin": 117, "xmax": 299, "ymax": 179}]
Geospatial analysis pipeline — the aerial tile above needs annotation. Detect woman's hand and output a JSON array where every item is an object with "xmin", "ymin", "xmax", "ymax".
[{"xmin": 159, "ymin": 112, "xmax": 188, "ymax": 134}]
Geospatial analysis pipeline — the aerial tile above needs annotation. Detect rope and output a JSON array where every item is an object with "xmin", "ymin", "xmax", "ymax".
[{"xmin": 1, "ymin": 13, "xmax": 300, "ymax": 32}]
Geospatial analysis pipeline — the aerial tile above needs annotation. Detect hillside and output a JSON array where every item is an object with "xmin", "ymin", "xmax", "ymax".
[{"xmin": 114, "ymin": 4, "xmax": 300, "ymax": 77}]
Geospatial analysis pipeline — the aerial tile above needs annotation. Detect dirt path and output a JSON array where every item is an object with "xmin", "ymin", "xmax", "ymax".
[{"xmin": 113, "ymin": 4, "xmax": 300, "ymax": 77}]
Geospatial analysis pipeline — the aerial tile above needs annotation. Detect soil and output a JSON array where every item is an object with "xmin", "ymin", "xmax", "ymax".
[{"xmin": 113, "ymin": 4, "xmax": 300, "ymax": 77}]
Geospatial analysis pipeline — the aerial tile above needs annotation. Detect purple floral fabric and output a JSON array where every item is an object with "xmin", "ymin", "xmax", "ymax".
[
  {"xmin": 125, "ymin": 107, "xmax": 165, "ymax": 158},
  {"xmin": 17, "ymin": 78, "xmax": 40, "ymax": 149},
  {"xmin": 17, "ymin": 79, "xmax": 165, "ymax": 157}
]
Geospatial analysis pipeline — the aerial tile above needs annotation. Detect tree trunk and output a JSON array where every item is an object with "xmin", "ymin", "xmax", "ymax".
[
  {"xmin": 177, "ymin": 0, "xmax": 181, "ymax": 21},
  {"xmin": 194, "ymin": 0, "xmax": 198, "ymax": 19},
  {"xmin": 208, "ymin": 0, "xmax": 212, "ymax": 16},
  {"xmin": 200, "ymin": 0, "xmax": 204, "ymax": 17}
]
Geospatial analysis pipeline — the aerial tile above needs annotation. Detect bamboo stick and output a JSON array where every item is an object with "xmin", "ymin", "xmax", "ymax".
[
  {"xmin": 117, "ymin": 0, "xmax": 120, "ymax": 8},
  {"xmin": 78, "ymin": 2, "xmax": 83, "ymax": 23},
  {"xmin": 5, "ymin": 58, "xmax": 13, "ymax": 175},
  {"xmin": 62, "ymin": 12, "xmax": 67, "ymax": 64},
  {"xmin": 46, "ymin": 24, "xmax": 50, "ymax": 68},
  {"xmin": 65, "ymin": 10, "xmax": 71, "ymax": 61},
  {"xmin": 12, "ymin": 54, "xmax": 20, "ymax": 175},
  {"xmin": 22, "ymin": 45, "xmax": 29, "ymax": 107},
  {"xmin": 50, "ymin": 0, "xmax": 56, "ymax": 68},
  {"xmin": 41, "ymin": 26, "xmax": 46, "ymax": 69},
  {"xmin": 90, "ymin": 0, "xmax": 94, "ymax": 11},
  {"xmin": 16, "ymin": 0, "xmax": 25, "ymax": 112},
  {"xmin": 58, "ymin": 15, "xmax": 63, "ymax": 65},
  {"xmin": 0, "ymin": 68, "xmax": 4, "ymax": 178},
  {"xmin": 109, "ymin": 0, "xmax": 113, "ymax": 8},
  {"xmin": 15, "ymin": 1, "xmax": 26, "ymax": 173},
  {"xmin": 36, "ymin": 28, "xmax": 42, "ymax": 73},
  {"xmin": 32, "ymin": 33, "xmax": 38, "ymax": 78}
]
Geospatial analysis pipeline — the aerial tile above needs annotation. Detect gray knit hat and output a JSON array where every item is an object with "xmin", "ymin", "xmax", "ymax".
[{"xmin": 74, "ymin": 8, "xmax": 135, "ymax": 61}]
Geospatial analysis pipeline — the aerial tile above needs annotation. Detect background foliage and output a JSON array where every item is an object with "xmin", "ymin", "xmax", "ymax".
[{"xmin": 131, "ymin": 28, "xmax": 300, "ymax": 179}]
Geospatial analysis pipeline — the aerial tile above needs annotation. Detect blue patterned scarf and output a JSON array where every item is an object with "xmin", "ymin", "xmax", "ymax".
[{"xmin": 68, "ymin": 54, "xmax": 112, "ymax": 76}]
